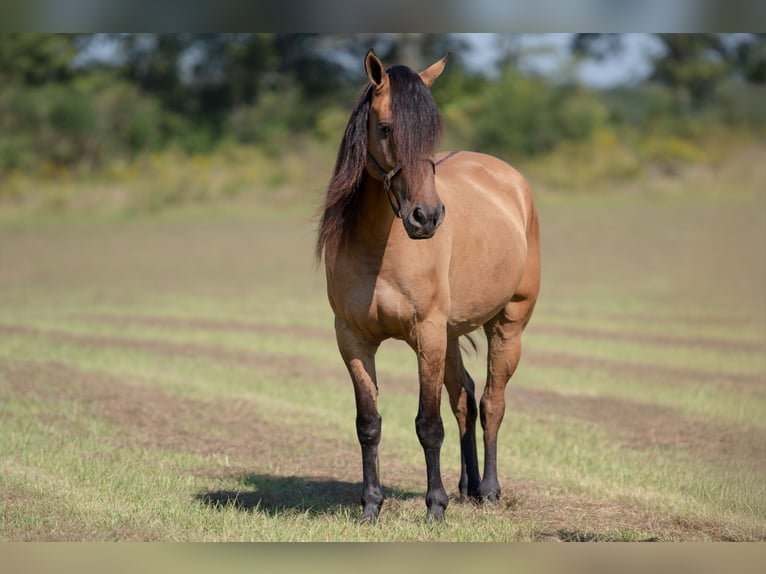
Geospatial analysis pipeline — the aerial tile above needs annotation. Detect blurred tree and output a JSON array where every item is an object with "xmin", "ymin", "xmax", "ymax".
[
  {"xmin": 0, "ymin": 33, "xmax": 77, "ymax": 85},
  {"xmin": 650, "ymin": 34, "xmax": 731, "ymax": 108},
  {"xmin": 273, "ymin": 34, "xmax": 349, "ymax": 96},
  {"xmin": 733, "ymin": 33, "xmax": 766, "ymax": 84},
  {"xmin": 572, "ymin": 33, "xmax": 764, "ymax": 108},
  {"xmin": 91, "ymin": 34, "xmax": 282, "ymax": 137},
  {"xmin": 571, "ymin": 33, "xmax": 623, "ymax": 62},
  {"xmin": 381, "ymin": 34, "xmax": 471, "ymax": 72}
]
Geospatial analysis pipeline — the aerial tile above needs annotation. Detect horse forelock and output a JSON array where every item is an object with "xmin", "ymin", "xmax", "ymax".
[{"xmin": 388, "ymin": 65, "xmax": 442, "ymax": 188}]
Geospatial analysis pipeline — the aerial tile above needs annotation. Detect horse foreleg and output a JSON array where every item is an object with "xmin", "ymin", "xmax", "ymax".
[
  {"xmin": 413, "ymin": 320, "xmax": 449, "ymax": 520},
  {"xmin": 335, "ymin": 321, "xmax": 383, "ymax": 522},
  {"xmin": 444, "ymin": 338, "xmax": 480, "ymax": 499}
]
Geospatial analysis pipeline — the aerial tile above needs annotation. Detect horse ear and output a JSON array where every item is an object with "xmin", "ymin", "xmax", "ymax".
[
  {"xmin": 419, "ymin": 51, "xmax": 452, "ymax": 88},
  {"xmin": 365, "ymin": 49, "xmax": 388, "ymax": 91}
]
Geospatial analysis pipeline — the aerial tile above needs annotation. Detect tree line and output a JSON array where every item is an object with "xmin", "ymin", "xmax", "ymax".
[{"xmin": 0, "ymin": 33, "xmax": 764, "ymax": 175}]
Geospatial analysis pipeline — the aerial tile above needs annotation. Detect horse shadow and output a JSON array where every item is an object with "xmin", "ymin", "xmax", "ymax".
[{"xmin": 195, "ymin": 474, "xmax": 420, "ymax": 517}]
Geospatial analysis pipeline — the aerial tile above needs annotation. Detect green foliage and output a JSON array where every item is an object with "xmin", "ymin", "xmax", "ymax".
[
  {"xmin": 225, "ymin": 83, "xmax": 310, "ymax": 153},
  {"xmin": 473, "ymin": 71, "xmax": 559, "ymax": 156},
  {"xmin": 555, "ymin": 88, "xmax": 610, "ymax": 140},
  {"xmin": 2, "ymin": 33, "xmax": 766, "ymax": 206},
  {"xmin": 599, "ymin": 84, "xmax": 677, "ymax": 128},
  {"xmin": 650, "ymin": 34, "xmax": 733, "ymax": 109},
  {"xmin": 0, "ymin": 80, "xmax": 172, "ymax": 172},
  {"xmin": 715, "ymin": 81, "xmax": 766, "ymax": 128},
  {"xmin": 453, "ymin": 70, "xmax": 610, "ymax": 158},
  {"xmin": 0, "ymin": 33, "xmax": 76, "ymax": 85}
]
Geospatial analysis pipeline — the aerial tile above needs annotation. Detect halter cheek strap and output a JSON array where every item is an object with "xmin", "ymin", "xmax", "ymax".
[{"xmin": 366, "ymin": 151, "xmax": 403, "ymax": 218}]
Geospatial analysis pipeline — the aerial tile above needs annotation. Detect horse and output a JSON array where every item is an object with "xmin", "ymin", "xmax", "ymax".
[{"xmin": 316, "ymin": 50, "xmax": 540, "ymax": 522}]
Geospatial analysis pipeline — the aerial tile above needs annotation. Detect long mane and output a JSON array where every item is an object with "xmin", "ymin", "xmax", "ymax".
[
  {"xmin": 316, "ymin": 65, "xmax": 442, "ymax": 262},
  {"xmin": 316, "ymin": 84, "xmax": 372, "ymax": 262}
]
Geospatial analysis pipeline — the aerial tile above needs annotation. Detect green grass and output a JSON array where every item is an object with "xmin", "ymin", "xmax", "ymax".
[{"xmin": 1, "ymin": 174, "xmax": 764, "ymax": 540}]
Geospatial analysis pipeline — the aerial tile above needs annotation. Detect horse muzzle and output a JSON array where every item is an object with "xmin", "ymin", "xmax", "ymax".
[{"xmin": 402, "ymin": 202, "xmax": 446, "ymax": 240}]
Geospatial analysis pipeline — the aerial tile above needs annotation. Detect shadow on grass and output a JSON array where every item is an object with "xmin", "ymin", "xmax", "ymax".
[{"xmin": 195, "ymin": 474, "xmax": 420, "ymax": 517}]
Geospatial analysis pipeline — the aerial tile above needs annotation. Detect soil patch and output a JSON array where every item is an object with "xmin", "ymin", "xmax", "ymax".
[
  {"xmin": 0, "ymin": 323, "xmax": 349, "ymax": 386},
  {"xmin": 510, "ymin": 386, "xmax": 766, "ymax": 472},
  {"xmin": 523, "ymin": 348, "xmax": 764, "ymax": 393},
  {"xmin": 0, "ymin": 357, "xmax": 355, "ymax": 478},
  {"xmin": 542, "ymin": 309, "xmax": 764, "ymax": 329},
  {"xmin": 529, "ymin": 323, "xmax": 764, "ymax": 354},
  {"xmin": 74, "ymin": 313, "xmax": 334, "ymax": 341}
]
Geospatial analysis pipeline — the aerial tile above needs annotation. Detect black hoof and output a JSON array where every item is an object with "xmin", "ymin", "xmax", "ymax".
[
  {"xmin": 481, "ymin": 491, "xmax": 500, "ymax": 503},
  {"xmin": 477, "ymin": 481, "xmax": 501, "ymax": 503},
  {"xmin": 459, "ymin": 483, "xmax": 481, "ymax": 500},
  {"xmin": 361, "ymin": 504, "xmax": 380, "ymax": 523},
  {"xmin": 426, "ymin": 489, "xmax": 449, "ymax": 521},
  {"xmin": 426, "ymin": 505, "xmax": 446, "ymax": 521}
]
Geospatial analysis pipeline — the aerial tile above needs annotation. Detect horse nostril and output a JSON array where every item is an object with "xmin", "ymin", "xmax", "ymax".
[{"xmin": 412, "ymin": 207, "xmax": 428, "ymax": 226}]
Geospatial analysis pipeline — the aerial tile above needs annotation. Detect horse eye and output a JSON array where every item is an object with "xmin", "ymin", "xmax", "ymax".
[{"xmin": 379, "ymin": 123, "xmax": 392, "ymax": 138}]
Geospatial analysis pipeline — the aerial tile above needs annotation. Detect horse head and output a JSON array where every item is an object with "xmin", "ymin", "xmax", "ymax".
[{"xmin": 364, "ymin": 49, "xmax": 450, "ymax": 240}]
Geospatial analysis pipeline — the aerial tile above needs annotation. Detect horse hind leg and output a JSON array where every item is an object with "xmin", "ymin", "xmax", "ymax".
[
  {"xmin": 479, "ymin": 202, "xmax": 540, "ymax": 502},
  {"xmin": 443, "ymin": 338, "xmax": 480, "ymax": 498},
  {"xmin": 479, "ymin": 292, "xmax": 537, "ymax": 502}
]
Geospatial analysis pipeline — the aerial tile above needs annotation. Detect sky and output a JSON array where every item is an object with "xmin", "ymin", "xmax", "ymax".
[{"xmin": 460, "ymin": 33, "xmax": 667, "ymax": 88}]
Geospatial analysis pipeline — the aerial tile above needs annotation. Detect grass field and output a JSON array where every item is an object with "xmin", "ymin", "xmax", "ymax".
[{"xmin": 1, "ymin": 177, "xmax": 764, "ymax": 541}]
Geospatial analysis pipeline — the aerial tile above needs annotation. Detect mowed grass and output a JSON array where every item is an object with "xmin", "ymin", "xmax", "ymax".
[{"xmin": 0, "ymin": 184, "xmax": 764, "ymax": 541}]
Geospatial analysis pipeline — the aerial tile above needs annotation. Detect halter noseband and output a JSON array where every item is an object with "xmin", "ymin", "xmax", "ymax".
[{"xmin": 366, "ymin": 152, "xmax": 436, "ymax": 219}]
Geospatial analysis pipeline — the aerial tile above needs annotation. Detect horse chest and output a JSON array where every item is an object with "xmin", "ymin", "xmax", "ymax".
[{"xmin": 328, "ymin": 256, "xmax": 439, "ymax": 343}]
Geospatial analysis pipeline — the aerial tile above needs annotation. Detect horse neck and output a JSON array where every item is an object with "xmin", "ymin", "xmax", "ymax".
[{"xmin": 353, "ymin": 176, "xmax": 397, "ymax": 254}]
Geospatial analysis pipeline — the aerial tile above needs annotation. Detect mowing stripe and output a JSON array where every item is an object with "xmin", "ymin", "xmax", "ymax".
[
  {"xmin": 528, "ymin": 323, "xmax": 764, "ymax": 353},
  {"xmin": 1, "ymin": 323, "xmax": 761, "ymax": 391}
]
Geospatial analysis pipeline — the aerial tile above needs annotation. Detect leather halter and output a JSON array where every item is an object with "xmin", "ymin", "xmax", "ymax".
[
  {"xmin": 366, "ymin": 152, "xmax": 436, "ymax": 219},
  {"xmin": 366, "ymin": 151, "xmax": 403, "ymax": 218}
]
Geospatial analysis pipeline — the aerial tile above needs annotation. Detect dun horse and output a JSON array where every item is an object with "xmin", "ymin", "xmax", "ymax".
[{"xmin": 317, "ymin": 50, "xmax": 541, "ymax": 521}]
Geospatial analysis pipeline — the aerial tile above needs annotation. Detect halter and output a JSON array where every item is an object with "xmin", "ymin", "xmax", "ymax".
[{"xmin": 366, "ymin": 152, "xmax": 436, "ymax": 219}]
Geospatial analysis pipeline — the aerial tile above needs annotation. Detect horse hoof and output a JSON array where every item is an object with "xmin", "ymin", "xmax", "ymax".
[
  {"xmin": 477, "ymin": 482, "xmax": 501, "ymax": 503},
  {"xmin": 361, "ymin": 504, "xmax": 381, "ymax": 524},
  {"xmin": 482, "ymin": 491, "xmax": 500, "ymax": 503},
  {"xmin": 459, "ymin": 483, "xmax": 481, "ymax": 501},
  {"xmin": 427, "ymin": 506, "xmax": 446, "ymax": 521}
]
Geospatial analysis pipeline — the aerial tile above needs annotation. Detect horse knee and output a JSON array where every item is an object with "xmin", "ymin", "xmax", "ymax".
[
  {"xmin": 415, "ymin": 414, "xmax": 444, "ymax": 450},
  {"xmin": 356, "ymin": 413, "xmax": 382, "ymax": 446}
]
